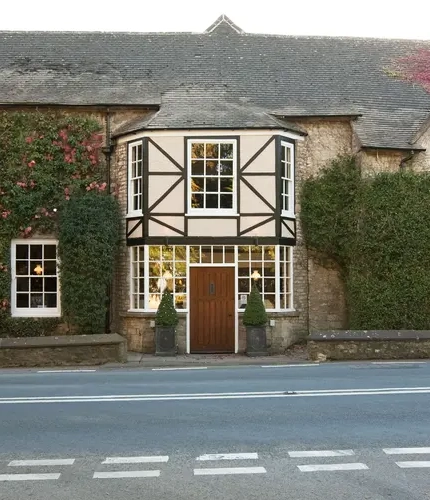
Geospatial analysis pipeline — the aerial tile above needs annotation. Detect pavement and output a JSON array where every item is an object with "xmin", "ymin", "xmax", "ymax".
[
  {"xmin": 122, "ymin": 342, "xmax": 309, "ymax": 368},
  {"xmin": 0, "ymin": 360, "xmax": 429, "ymax": 499}
]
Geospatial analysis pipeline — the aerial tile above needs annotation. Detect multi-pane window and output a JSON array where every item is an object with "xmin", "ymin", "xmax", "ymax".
[
  {"xmin": 129, "ymin": 245, "xmax": 293, "ymax": 312},
  {"xmin": 280, "ymin": 246, "xmax": 293, "ymax": 309},
  {"xmin": 189, "ymin": 245, "xmax": 234, "ymax": 264},
  {"xmin": 281, "ymin": 141, "xmax": 294, "ymax": 216},
  {"xmin": 189, "ymin": 140, "xmax": 236, "ymax": 213},
  {"xmin": 130, "ymin": 246, "xmax": 187, "ymax": 310},
  {"xmin": 128, "ymin": 141, "xmax": 143, "ymax": 214},
  {"xmin": 11, "ymin": 240, "xmax": 60, "ymax": 317},
  {"xmin": 238, "ymin": 246, "xmax": 277, "ymax": 309},
  {"xmin": 130, "ymin": 246, "xmax": 145, "ymax": 310}
]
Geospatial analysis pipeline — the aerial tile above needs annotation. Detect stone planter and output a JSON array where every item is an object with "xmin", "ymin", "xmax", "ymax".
[
  {"xmin": 155, "ymin": 326, "xmax": 177, "ymax": 356},
  {"xmin": 245, "ymin": 325, "xmax": 268, "ymax": 356}
]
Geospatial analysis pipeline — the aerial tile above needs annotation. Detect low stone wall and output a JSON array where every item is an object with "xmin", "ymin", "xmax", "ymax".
[
  {"xmin": 0, "ymin": 333, "xmax": 127, "ymax": 368},
  {"xmin": 120, "ymin": 313, "xmax": 187, "ymax": 354},
  {"xmin": 308, "ymin": 330, "xmax": 430, "ymax": 361}
]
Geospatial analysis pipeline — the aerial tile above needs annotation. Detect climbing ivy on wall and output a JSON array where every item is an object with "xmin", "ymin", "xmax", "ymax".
[
  {"xmin": 0, "ymin": 111, "xmax": 120, "ymax": 337},
  {"xmin": 301, "ymin": 155, "xmax": 430, "ymax": 329}
]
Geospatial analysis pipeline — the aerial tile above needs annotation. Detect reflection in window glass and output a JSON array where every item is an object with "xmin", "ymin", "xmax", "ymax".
[
  {"xmin": 238, "ymin": 246, "xmax": 276, "ymax": 309},
  {"xmin": 129, "ymin": 245, "xmax": 293, "ymax": 312},
  {"xmin": 131, "ymin": 246, "xmax": 187, "ymax": 310},
  {"xmin": 189, "ymin": 141, "xmax": 235, "ymax": 211},
  {"xmin": 12, "ymin": 241, "xmax": 59, "ymax": 315}
]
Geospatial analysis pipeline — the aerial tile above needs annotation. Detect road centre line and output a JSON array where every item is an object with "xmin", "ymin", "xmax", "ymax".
[
  {"xmin": 93, "ymin": 471, "xmax": 160, "ymax": 479},
  {"xmin": 289, "ymin": 450, "xmax": 354, "ymax": 458},
  {"xmin": 396, "ymin": 461, "xmax": 430, "ymax": 468},
  {"xmin": 2, "ymin": 386, "xmax": 429, "ymax": 400},
  {"xmin": 196, "ymin": 453, "xmax": 258, "ymax": 461},
  {"xmin": 383, "ymin": 447, "xmax": 430, "ymax": 455},
  {"xmin": 261, "ymin": 364, "xmax": 319, "ymax": 368},
  {"xmin": 1, "ymin": 386, "xmax": 430, "ymax": 404},
  {"xmin": 152, "ymin": 367, "xmax": 208, "ymax": 371},
  {"xmin": 298, "ymin": 463, "xmax": 368, "ymax": 472},
  {"xmin": 194, "ymin": 467, "xmax": 266, "ymax": 476},
  {"xmin": 0, "ymin": 473, "xmax": 61, "ymax": 481},
  {"xmin": 8, "ymin": 459, "xmax": 75, "ymax": 466},
  {"xmin": 102, "ymin": 456, "xmax": 169, "ymax": 464}
]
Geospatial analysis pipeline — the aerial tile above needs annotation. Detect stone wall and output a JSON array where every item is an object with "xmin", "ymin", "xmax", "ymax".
[
  {"xmin": 307, "ymin": 254, "xmax": 348, "ymax": 332},
  {"xmin": 358, "ymin": 149, "xmax": 404, "ymax": 175},
  {"xmin": 308, "ymin": 330, "xmax": 430, "ymax": 360},
  {"xmin": 120, "ymin": 313, "xmax": 187, "ymax": 354},
  {"xmin": 293, "ymin": 118, "xmax": 353, "ymax": 336},
  {"xmin": 410, "ymin": 122, "xmax": 430, "ymax": 172},
  {"xmin": 0, "ymin": 333, "xmax": 127, "ymax": 368}
]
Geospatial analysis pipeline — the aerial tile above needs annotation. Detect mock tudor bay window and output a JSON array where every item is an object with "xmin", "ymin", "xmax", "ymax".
[
  {"xmin": 128, "ymin": 141, "xmax": 143, "ymax": 215},
  {"xmin": 11, "ymin": 240, "xmax": 60, "ymax": 317},
  {"xmin": 188, "ymin": 140, "xmax": 236, "ymax": 214},
  {"xmin": 129, "ymin": 245, "xmax": 293, "ymax": 311},
  {"xmin": 280, "ymin": 141, "xmax": 295, "ymax": 216}
]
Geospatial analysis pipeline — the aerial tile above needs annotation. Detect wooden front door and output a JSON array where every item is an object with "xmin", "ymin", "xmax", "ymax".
[{"xmin": 190, "ymin": 267, "xmax": 235, "ymax": 353}]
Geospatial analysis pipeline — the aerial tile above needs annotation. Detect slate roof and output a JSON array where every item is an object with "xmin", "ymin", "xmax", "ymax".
[{"xmin": 0, "ymin": 15, "xmax": 429, "ymax": 149}]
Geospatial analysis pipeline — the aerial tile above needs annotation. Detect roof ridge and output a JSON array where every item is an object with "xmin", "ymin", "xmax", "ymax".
[{"xmin": 204, "ymin": 14, "xmax": 244, "ymax": 34}]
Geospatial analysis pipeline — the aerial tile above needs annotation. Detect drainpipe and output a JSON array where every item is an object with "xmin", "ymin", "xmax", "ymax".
[
  {"xmin": 400, "ymin": 150, "xmax": 414, "ymax": 169},
  {"xmin": 102, "ymin": 108, "xmax": 113, "ymax": 333}
]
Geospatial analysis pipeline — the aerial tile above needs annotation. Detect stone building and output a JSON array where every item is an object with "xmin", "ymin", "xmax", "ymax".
[{"xmin": 1, "ymin": 15, "xmax": 429, "ymax": 353}]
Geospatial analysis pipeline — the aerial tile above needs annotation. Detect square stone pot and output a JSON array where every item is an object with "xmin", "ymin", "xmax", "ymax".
[
  {"xmin": 245, "ymin": 325, "xmax": 268, "ymax": 356},
  {"xmin": 155, "ymin": 326, "xmax": 177, "ymax": 356}
]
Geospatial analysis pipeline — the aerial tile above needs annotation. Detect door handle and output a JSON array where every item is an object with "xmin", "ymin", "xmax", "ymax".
[{"xmin": 209, "ymin": 283, "xmax": 215, "ymax": 295}]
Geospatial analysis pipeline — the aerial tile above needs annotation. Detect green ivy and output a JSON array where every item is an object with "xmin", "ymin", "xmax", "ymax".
[
  {"xmin": 155, "ymin": 290, "xmax": 178, "ymax": 327},
  {"xmin": 300, "ymin": 155, "xmax": 362, "ymax": 270},
  {"xmin": 0, "ymin": 110, "xmax": 118, "ymax": 337},
  {"xmin": 243, "ymin": 284, "xmax": 268, "ymax": 326},
  {"xmin": 301, "ymin": 156, "xmax": 430, "ymax": 329}
]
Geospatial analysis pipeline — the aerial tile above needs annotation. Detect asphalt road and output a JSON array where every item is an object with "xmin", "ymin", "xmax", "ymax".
[{"xmin": 0, "ymin": 361, "xmax": 429, "ymax": 500}]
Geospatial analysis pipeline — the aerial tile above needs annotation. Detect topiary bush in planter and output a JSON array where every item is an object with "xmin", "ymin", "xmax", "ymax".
[
  {"xmin": 155, "ymin": 290, "xmax": 178, "ymax": 356},
  {"xmin": 243, "ymin": 283, "xmax": 268, "ymax": 356}
]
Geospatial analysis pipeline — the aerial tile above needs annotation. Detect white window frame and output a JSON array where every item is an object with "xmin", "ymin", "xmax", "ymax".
[
  {"xmin": 187, "ymin": 139, "xmax": 237, "ymax": 216},
  {"xmin": 280, "ymin": 141, "xmax": 295, "ymax": 217},
  {"xmin": 128, "ymin": 244, "xmax": 293, "ymax": 314},
  {"xmin": 129, "ymin": 245, "xmax": 189, "ymax": 312},
  {"xmin": 127, "ymin": 141, "xmax": 143, "ymax": 216},
  {"xmin": 11, "ymin": 239, "xmax": 61, "ymax": 318}
]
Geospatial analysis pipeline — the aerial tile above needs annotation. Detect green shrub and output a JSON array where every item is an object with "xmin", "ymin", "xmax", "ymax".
[
  {"xmin": 0, "ymin": 316, "xmax": 61, "ymax": 338},
  {"xmin": 58, "ymin": 192, "xmax": 121, "ymax": 334},
  {"xmin": 301, "ymin": 155, "xmax": 430, "ymax": 330},
  {"xmin": 155, "ymin": 290, "xmax": 178, "ymax": 327},
  {"xmin": 243, "ymin": 284, "xmax": 268, "ymax": 326}
]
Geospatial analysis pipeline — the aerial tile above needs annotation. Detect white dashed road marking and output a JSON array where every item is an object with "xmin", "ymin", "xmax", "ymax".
[
  {"xmin": 8, "ymin": 459, "xmax": 75, "ymax": 466},
  {"xmin": 194, "ymin": 467, "xmax": 267, "ymax": 476},
  {"xmin": 152, "ymin": 367, "xmax": 208, "ymax": 371},
  {"xmin": 102, "ymin": 456, "xmax": 169, "ymax": 464},
  {"xmin": 396, "ymin": 461, "xmax": 430, "ymax": 468},
  {"xmin": 0, "ymin": 473, "xmax": 61, "ymax": 481},
  {"xmin": 196, "ymin": 453, "xmax": 258, "ymax": 461},
  {"xmin": 297, "ymin": 463, "xmax": 369, "ymax": 472},
  {"xmin": 383, "ymin": 447, "xmax": 430, "ymax": 454},
  {"xmin": 289, "ymin": 450, "xmax": 354, "ymax": 458},
  {"xmin": 261, "ymin": 364, "xmax": 319, "ymax": 368},
  {"xmin": 93, "ymin": 471, "xmax": 160, "ymax": 479},
  {"xmin": 37, "ymin": 370, "xmax": 96, "ymax": 373}
]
